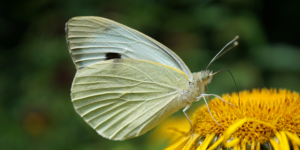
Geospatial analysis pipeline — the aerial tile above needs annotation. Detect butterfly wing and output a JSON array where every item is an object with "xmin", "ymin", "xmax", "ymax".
[
  {"xmin": 66, "ymin": 16, "xmax": 193, "ymax": 81},
  {"xmin": 71, "ymin": 59, "xmax": 189, "ymax": 140}
]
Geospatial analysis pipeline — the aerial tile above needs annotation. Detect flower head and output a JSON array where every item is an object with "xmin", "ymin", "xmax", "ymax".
[{"xmin": 165, "ymin": 88, "xmax": 300, "ymax": 150}]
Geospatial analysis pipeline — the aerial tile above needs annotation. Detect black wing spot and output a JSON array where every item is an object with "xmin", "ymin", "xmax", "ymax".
[{"xmin": 106, "ymin": 53, "xmax": 121, "ymax": 60}]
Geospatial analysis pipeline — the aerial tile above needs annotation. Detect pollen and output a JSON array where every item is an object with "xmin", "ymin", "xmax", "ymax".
[{"xmin": 165, "ymin": 88, "xmax": 300, "ymax": 150}]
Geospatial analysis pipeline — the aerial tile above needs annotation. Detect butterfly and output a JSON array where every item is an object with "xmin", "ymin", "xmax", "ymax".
[{"xmin": 65, "ymin": 16, "xmax": 238, "ymax": 140}]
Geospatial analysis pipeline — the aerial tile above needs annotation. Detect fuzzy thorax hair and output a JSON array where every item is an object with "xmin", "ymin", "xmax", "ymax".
[{"xmin": 178, "ymin": 70, "xmax": 213, "ymax": 107}]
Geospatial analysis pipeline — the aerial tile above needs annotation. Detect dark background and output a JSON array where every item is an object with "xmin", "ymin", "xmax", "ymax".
[{"xmin": 1, "ymin": 0, "xmax": 300, "ymax": 149}]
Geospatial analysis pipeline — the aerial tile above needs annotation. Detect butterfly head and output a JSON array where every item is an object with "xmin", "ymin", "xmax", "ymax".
[{"xmin": 198, "ymin": 70, "xmax": 213, "ymax": 85}]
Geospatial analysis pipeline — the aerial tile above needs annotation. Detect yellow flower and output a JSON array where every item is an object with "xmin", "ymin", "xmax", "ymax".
[
  {"xmin": 148, "ymin": 116, "xmax": 190, "ymax": 144},
  {"xmin": 165, "ymin": 88, "xmax": 300, "ymax": 150}
]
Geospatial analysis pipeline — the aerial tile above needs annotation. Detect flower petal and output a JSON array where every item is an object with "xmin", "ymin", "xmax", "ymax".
[
  {"xmin": 270, "ymin": 138, "xmax": 281, "ymax": 150},
  {"xmin": 280, "ymin": 131, "xmax": 290, "ymax": 150},
  {"xmin": 183, "ymin": 134, "xmax": 200, "ymax": 150},
  {"xmin": 223, "ymin": 118, "xmax": 248, "ymax": 144},
  {"xmin": 285, "ymin": 131, "xmax": 300, "ymax": 146},
  {"xmin": 224, "ymin": 138, "xmax": 240, "ymax": 147},
  {"xmin": 207, "ymin": 136, "xmax": 224, "ymax": 150},
  {"xmin": 165, "ymin": 136, "xmax": 190, "ymax": 150},
  {"xmin": 196, "ymin": 133, "xmax": 215, "ymax": 150}
]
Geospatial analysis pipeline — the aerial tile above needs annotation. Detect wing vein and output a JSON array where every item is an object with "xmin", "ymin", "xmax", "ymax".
[
  {"xmin": 82, "ymin": 18, "xmax": 139, "ymax": 41},
  {"xmin": 109, "ymin": 91, "xmax": 178, "ymax": 139}
]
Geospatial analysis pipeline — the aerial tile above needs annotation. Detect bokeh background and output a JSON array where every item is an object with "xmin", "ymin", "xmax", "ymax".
[{"xmin": 1, "ymin": 0, "xmax": 300, "ymax": 149}]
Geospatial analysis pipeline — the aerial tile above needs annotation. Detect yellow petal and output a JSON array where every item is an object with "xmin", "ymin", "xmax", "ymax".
[
  {"xmin": 196, "ymin": 133, "xmax": 215, "ymax": 150},
  {"xmin": 280, "ymin": 131, "xmax": 290, "ymax": 150},
  {"xmin": 247, "ymin": 118, "xmax": 276, "ymax": 129},
  {"xmin": 223, "ymin": 118, "xmax": 248, "ymax": 144},
  {"xmin": 251, "ymin": 141, "xmax": 255, "ymax": 150},
  {"xmin": 256, "ymin": 142, "xmax": 260, "ymax": 150},
  {"xmin": 270, "ymin": 138, "xmax": 281, "ymax": 150},
  {"xmin": 241, "ymin": 140, "xmax": 246, "ymax": 150},
  {"xmin": 207, "ymin": 136, "xmax": 224, "ymax": 150},
  {"xmin": 225, "ymin": 138, "xmax": 240, "ymax": 148},
  {"xmin": 292, "ymin": 141, "xmax": 299, "ymax": 150},
  {"xmin": 183, "ymin": 134, "xmax": 200, "ymax": 150},
  {"xmin": 165, "ymin": 136, "xmax": 190, "ymax": 150},
  {"xmin": 285, "ymin": 131, "xmax": 300, "ymax": 146},
  {"xmin": 234, "ymin": 144, "xmax": 240, "ymax": 150}
]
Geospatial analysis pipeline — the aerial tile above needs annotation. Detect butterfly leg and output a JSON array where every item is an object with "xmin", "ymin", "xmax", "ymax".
[
  {"xmin": 183, "ymin": 104, "xmax": 193, "ymax": 134},
  {"xmin": 201, "ymin": 94, "xmax": 235, "ymax": 106},
  {"xmin": 200, "ymin": 95, "xmax": 222, "ymax": 126},
  {"xmin": 205, "ymin": 85, "xmax": 211, "ymax": 101}
]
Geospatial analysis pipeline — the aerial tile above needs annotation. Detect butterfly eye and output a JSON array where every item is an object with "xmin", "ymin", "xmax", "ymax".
[{"xmin": 106, "ymin": 52, "xmax": 121, "ymax": 60}]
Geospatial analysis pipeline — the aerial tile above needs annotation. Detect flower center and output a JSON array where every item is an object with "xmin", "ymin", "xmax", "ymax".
[{"xmin": 193, "ymin": 88, "xmax": 300, "ymax": 144}]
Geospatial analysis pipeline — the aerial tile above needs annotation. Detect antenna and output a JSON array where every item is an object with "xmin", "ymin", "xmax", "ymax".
[
  {"xmin": 212, "ymin": 68, "xmax": 240, "ymax": 105},
  {"xmin": 206, "ymin": 36, "xmax": 239, "ymax": 70}
]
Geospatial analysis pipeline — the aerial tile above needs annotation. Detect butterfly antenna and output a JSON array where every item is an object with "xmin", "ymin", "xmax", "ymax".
[
  {"xmin": 212, "ymin": 69, "xmax": 240, "ymax": 105},
  {"xmin": 206, "ymin": 36, "xmax": 239, "ymax": 70}
]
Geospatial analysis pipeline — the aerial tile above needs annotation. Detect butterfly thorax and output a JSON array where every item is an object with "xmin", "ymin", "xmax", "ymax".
[{"xmin": 179, "ymin": 70, "xmax": 213, "ymax": 106}]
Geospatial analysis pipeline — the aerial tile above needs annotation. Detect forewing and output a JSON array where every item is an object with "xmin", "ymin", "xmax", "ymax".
[
  {"xmin": 66, "ymin": 16, "xmax": 193, "ymax": 81},
  {"xmin": 71, "ymin": 59, "xmax": 189, "ymax": 140}
]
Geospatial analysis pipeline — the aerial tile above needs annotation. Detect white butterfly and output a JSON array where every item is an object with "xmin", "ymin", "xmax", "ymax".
[{"xmin": 65, "ymin": 16, "xmax": 238, "ymax": 140}]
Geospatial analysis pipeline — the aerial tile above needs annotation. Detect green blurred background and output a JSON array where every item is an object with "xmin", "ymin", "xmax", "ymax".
[{"xmin": 1, "ymin": 0, "xmax": 300, "ymax": 149}]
